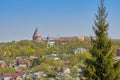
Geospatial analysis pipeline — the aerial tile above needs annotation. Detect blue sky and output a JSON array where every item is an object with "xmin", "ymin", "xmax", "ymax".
[{"xmin": 0, "ymin": 0, "xmax": 120, "ymax": 42}]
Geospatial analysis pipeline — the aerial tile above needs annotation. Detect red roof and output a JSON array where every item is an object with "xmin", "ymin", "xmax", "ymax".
[
  {"xmin": 16, "ymin": 71, "xmax": 23, "ymax": 76},
  {"xmin": 0, "ymin": 63, "xmax": 7, "ymax": 67},
  {"xmin": 3, "ymin": 71, "xmax": 23, "ymax": 79},
  {"xmin": 3, "ymin": 73, "xmax": 13, "ymax": 77},
  {"xmin": 18, "ymin": 60, "xmax": 27, "ymax": 64},
  {"xmin": 64, "ymin": 60, "xmax": 71, "ymax": 66}
]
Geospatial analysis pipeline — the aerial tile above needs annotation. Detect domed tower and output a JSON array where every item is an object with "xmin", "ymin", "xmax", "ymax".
[{"xmin": 33, "ymin": 28, "xmax": 41, "ymax": 42}]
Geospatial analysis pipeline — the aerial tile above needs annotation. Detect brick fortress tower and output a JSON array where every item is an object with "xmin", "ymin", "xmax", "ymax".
[{"xmin": 33, "ymin": 28, "xmax": 41, "ymax": 42}]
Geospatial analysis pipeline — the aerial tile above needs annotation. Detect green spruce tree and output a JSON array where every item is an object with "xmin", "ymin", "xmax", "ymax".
[{"xmin": 84, "ymin": 0, "xmax": 120, "ymax": 80}]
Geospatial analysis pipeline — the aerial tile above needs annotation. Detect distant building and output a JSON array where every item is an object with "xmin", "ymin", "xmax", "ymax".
[
  {"xmin": 117, "ymin": 48, "xmax": 120, "ymax": 56},
  {"xmin": 0, "ymin": 71, "xmax": 23, "ymax": 80},
  {"xmin": 17, "ymin": 60, "xmax": 27, "ymax": 67},
  {"xmin": 74, "ymin": 48, "xmax": 87, "ymax": 54},
  {"xmin": 46, "ymin": 36, "xmax": 55, "ymax": 47},
  {"xmin": 32, "ymin": 28, "xmax": 85, "ymax": 42},
  {"xmin": 43, "ymin": 36, "xmax": 85, "ymax": 43},
  {"xmin": 64, "ymin": 60, "xmax": 71, "ymax": 66},
  {"xmin": 0, "ymin": 60, "xmax": 7, "ymax": 68},
  {"xmin": 33, "ymin": 28, "xmax": 41, "ymax": 42},
  {"xmin": 0, "ymin": 73, "xmax": 13, "ymax": 80},
  {"xmin": 113, "ymin": 48, "xmax": 120, "ymax": 61}
]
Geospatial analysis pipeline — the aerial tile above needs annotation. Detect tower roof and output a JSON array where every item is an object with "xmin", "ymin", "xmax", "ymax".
[{"xmin": 33, "ymin": 28, "xmax": 40, "ymax": 37}]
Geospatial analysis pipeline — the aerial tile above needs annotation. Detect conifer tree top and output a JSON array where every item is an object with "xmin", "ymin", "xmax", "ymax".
[{"xmin": 84, "ymin": 0, "xmax": 120, "ymax": 80}]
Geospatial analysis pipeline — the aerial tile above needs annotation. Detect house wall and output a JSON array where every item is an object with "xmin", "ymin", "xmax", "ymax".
[{"xmin": 117, "ymin": 48, "xmax": 120, "ymax": 56}]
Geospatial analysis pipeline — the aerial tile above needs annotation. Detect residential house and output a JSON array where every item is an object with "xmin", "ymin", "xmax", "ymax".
[
  {"xmin": 114, "ymin": 48, "xmax": 120, "ymax": 61},
  {"xmin": 29, "ymin": 55, "xmax": 38, "ymax": 60},
  {"xmin": 74, "ymin": 48, "xmax": 87, "ymax": 54},
  {"xmin": 63, "ymin": 67, "xmax": 71, "ymax": 74},
  {"xmin": 116, "ymin": 48, "xmax": 120, "ymax": 56},
  {"xmin": 17, "ymin": 60, "xmax": 27, "ymax": 67},
  {"xmin": 0, "ymin": 73, "xmax": 13, "ymax": 80},
  {"xmin": 64, "ymin": 60, "xmax": 71, "ymax": 66},
  {"xmin": 0, "ymin": 71, "xmax": 24, "ymax": 80},
  {"xmin": 32, "ymin": 71, "xmax": 45, "ymax": 80},
  {"xmin": 49, "ymin": 54, "xmax": 61, "ymax": 60},
  {"xmin": 13, "ymin": 71, "xmax": 23, "ymax": 80},
  {"xmin": 0, "ymin": 60, "xmax": 7, "ymax": 68}
]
